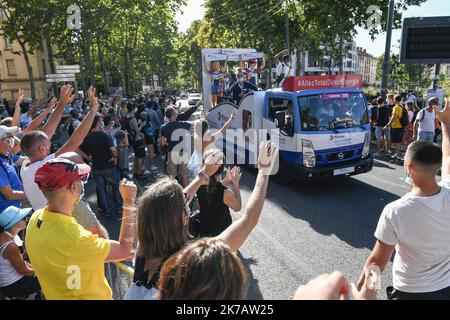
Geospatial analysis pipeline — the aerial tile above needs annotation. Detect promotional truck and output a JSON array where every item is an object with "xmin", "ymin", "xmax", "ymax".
[{"xmin": 204, "ymin": 58, "xmax": 374, "ymax": 182}]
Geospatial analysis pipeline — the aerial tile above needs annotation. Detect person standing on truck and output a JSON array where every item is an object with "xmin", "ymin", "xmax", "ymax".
[
  {"xmin": 276, "ymin": 54, "xmax": 295, "ymax": 87},
  {"xmin": 230, "ymin": 71, "xmax": 258, "ymax": 105},
  {"xmin": 384, "ymin": 95, "xmax": 407, "ymax": 161},
  {"xmin": 240, "ymin": 54, "xmax": 266, "ymax": 87},
  {"xmin": 204, "ymin": 58, "xmax": 228, "ymax": 108}
]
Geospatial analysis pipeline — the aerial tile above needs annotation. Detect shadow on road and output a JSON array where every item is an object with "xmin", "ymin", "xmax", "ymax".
[
  {"xmin": 236, "ymin": 252, "xmax": 264, "ymax": 300},
  {"xmin": 239, "ymin": 168, "xmax": 400, "ymax": 251}
]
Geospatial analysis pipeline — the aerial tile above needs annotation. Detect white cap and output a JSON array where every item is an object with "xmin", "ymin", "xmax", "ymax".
[{"xmin": 0, "ymin": 125, "xmax": 18, "ymax": 139}]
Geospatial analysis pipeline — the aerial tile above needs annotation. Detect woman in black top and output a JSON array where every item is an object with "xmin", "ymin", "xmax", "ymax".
[{"xmin": 197, "ymin": 154, "xmax": 242, "ymax": 237}]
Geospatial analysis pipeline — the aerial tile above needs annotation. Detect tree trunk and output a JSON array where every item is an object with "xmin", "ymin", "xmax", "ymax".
[
  {"xmin": 83, "ymin": 32, "xmax": 95, "ymax": 87},
  {"xmin": 124, "ymin": 51, "xmax": 130, "ymax": 96},
  {"xmin": 97, "ymin": 33, "xmax": 110, "ymax": 96},
  {"xmin": 44, "ymin": 25, "xmax": 58, "ymax": 97},
  {"xmin": 19, "ymin": 41, "xmax": 36, "ymax": 100},
  {"xmin": 339, "ymin": 35, "xmax": 344, "ymax": 75}
]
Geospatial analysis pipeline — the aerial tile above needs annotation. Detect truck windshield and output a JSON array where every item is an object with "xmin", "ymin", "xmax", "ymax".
[{"xmin": 298, "ymin": 92, "xmax": 369, "ymax": 131}]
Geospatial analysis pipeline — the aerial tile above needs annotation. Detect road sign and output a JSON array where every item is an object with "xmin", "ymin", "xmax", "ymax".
[
  {"xmin": 46, "ymin": 73, "xmax": 76, "ymax": 78},
  {"xmin": 56, "ymin": 65, "xmax": 80, "ymax": 74},
  {"xmin": 400, "ymin": 17, "xmax": 450, "ymax": 64},
  {"xmin": 46, "ymin": 72, "xmax": 76, "ymax": 83},
  {"xmin": 46, "ymin": 78, "xmax": 75, "ymax": 83}
]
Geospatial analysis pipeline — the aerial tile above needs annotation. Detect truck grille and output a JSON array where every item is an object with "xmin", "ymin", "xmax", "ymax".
[{"xmin": 327, "ymin": 151, "xmax": 353, "ymax": 162}]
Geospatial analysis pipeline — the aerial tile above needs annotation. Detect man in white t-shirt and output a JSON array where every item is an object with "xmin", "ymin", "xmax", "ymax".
[
  {"xmin": 413, "ymin": 97, "xmax": 438, "ymax": 142},
  {"xmin": 357, "ymin": 98, "xmax": 450, "ymax": 300},
  {"xmin": 19, "ymin": 87, "xmax": 108, "ymax": 238}
]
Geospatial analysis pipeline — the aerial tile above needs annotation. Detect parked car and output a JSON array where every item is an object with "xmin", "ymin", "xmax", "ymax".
[{"xmin": 188, "ymin": 93, "xmax": 202, "ymax": 105}]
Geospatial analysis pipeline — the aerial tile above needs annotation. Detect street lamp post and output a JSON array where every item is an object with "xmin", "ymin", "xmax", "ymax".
[
  {"xmin": 381, "ymin": 0, "xmax": 395, "ymax": 100},
  {"xmin": 284, "ymin": 0, "xmax": 290, "ymax": 52}
]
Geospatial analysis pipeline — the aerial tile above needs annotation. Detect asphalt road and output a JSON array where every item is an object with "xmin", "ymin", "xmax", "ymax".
[{"xmin": 85, "ymin": 99, "xmax": 416, "ymax": 300}]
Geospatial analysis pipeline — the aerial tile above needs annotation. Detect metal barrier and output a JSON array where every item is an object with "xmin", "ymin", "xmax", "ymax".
[{"xmin": 105, "ymin": 262, "xmax": 134, "ymax": 300}]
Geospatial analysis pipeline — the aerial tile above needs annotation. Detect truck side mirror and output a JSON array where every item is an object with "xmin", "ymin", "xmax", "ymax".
[{"xmin": 275, "ymin": 111, "xmax": 286, "ymax": 129}]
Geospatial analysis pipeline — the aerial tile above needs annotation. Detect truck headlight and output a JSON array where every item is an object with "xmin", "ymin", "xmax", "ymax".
[
  {"xmin": 302, "ymin": 139, "xmax": 316, "ymax": 168},
  {"xmin": 362, "ymin": 132, "xmax": 371, "ymax": 159}
]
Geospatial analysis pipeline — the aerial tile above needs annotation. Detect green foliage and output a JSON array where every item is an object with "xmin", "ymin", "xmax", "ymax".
[
  {"xmin": 376, "ymin": 53, "xmax": 433, "ymax": 92},
  {"xmin": 0, "ymin": 0, "xmax": 429, "ymax": 94}
]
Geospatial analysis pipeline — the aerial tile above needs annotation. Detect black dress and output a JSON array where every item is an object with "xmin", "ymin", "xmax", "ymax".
[{"xmin": 197, "ymin": 183, "xmax": 232, "ymax": 237}]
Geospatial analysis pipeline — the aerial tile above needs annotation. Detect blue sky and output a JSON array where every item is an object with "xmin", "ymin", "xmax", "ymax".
[{"xmin": 176, "ymin": 0, "xmax": 446, "ymax": 57}]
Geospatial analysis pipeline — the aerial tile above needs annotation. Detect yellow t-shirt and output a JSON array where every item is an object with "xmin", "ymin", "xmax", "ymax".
[
  {"xmin": 25, "ymin": 207, "xmax": 112, "ymax": 300},
  {"xmin": 391, "ymin": 104, "xmax": 403, "ymax": 129}
]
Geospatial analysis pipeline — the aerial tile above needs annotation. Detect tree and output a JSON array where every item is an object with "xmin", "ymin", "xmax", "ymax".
[
  {"xmin": 0, "ymin": 1, "xmax": 46, "ymax": 100},
  {"xmin": 376, "ymin": 53, "xmax": 433, "ymax": 91}
]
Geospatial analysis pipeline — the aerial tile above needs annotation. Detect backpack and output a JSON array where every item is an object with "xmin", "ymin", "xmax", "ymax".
[
  {"xmin": 125, "ymin": 116, "xmax": 137, "ymax": 143},
  {"xmin": 399, "ymin": 105, "xmax": 409, "ymax": 128}
]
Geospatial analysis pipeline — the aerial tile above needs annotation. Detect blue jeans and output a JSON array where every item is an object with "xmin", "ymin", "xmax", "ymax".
[
  {"xmin": 93, "ymin": 167, "xmax": 123, "ymax": 213},
  {"xmin": 418, "ymin": 131, "xmax": 435, "ymax": 142}
]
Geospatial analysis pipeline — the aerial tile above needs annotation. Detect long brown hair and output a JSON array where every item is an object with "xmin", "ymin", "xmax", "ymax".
[
  {"xmin": 157, "ymin": 238, "xmax": 247, "ymax": 300},
  {"xmin": 137, "ymin": 177, "xmax": 188, "ymax": 259}
]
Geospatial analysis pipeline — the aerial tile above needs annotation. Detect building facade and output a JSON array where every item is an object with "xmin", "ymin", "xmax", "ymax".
[
  {"xmin": 0, "ymin": 11, "xmax": 53, "ymax": 103},
  {"xmin": 301, "ymin": 40, "xmax": 358, "ymax": 75},
  {"xmin": 356, "ymin": 47, "xmax": 378, "ymax": 87}
]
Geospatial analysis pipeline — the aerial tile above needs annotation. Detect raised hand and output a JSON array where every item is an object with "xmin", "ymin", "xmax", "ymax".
[
  {"xmin": 222, "ymin": 167, "xmax": 233, "ymax": 185},
  {"xmin": 15, "ymin": 89, "xmax": 25, "ymax": 108},
  {"xmin": 119, "ymin": 178, "xmax": 137, "ymax": 206},
  {"xmin": 351, "ymin": 267, "xmax": 378, "ymax": 300},
  {"xmin": 202, "ymin": 150, "xmax": 224, "ymax": 177},
  {"xmin": 257, "ymin": 141, "xmax": 278, "ymax": 176},
  {"xmin": 435, "ymin": 98, "xmax": 450, "ymax": 126},
  {"xmin": 230, "ymin": 166, "xmax": 242, "ymax": 185},
  {"xmin": 46, "ymin": 97, "xmax": 58, "ymax": 111},
  {"xmin": 59, "ymin": 85, "xmax": 75, "ymax": 106},
  {"xmin": 294, "ymin": 272, "xmax": 351, "ymax": 300},
  {"xmin": 87, "ymin": 86, "xmax": 99, "ymax": 113}
]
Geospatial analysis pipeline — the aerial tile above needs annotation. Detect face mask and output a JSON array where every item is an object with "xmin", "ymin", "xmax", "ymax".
[
  {"xmin": 74, "ymin": 182, "xmax": 85, "ymax": 204},
  {"xmin": 8, "ymin": 138, "xmax": 15, "ymax": 149}
]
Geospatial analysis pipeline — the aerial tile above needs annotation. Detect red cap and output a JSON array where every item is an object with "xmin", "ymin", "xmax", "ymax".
[
  {"xmin": 249, "ymin": 59, "xmax": 257, "ymax": 64},
  {"xmin": 35, "ymin": 158, "xmax": 91, "ymax": 191}
]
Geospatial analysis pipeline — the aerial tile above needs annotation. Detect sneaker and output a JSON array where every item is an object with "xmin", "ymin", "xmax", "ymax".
[{"xmin": 390, "ymin": 153, "xmax": 398, "ymax": 160}]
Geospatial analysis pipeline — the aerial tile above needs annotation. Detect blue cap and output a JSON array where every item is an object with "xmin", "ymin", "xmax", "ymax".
[{"xmin": 0, "ymin": 207, "xmax": 33, "ymax": 230}]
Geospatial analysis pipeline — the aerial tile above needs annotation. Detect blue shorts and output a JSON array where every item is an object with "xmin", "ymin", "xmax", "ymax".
[
  {"xmin": 418, "ymin": 131, "xmax": 434, "ymax": 142},
  {"xmin": 211, "ymin": 82, "xmax": 219, "ymax": 94}
]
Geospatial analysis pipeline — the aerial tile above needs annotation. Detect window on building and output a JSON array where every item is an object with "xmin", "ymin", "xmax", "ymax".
[
  {"xmin": 4, "ymin": 37, "xmax": 12, "ymax": 49},
  {"xmin": 6, "ymin": 59, "xmax": 17, "ymax": 76}
]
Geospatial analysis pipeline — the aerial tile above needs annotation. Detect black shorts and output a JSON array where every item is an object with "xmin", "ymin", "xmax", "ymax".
[
  {"xmin": 144, "ymin": 134, "xmax": 154, "ymax": 145},
  {"xmin": 391, "ymin": 128, "xmax": 404, "ymax": 143},
  {"xmin": 131, "ymin": 139, "xmax": 146, "ymax": 158}
]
